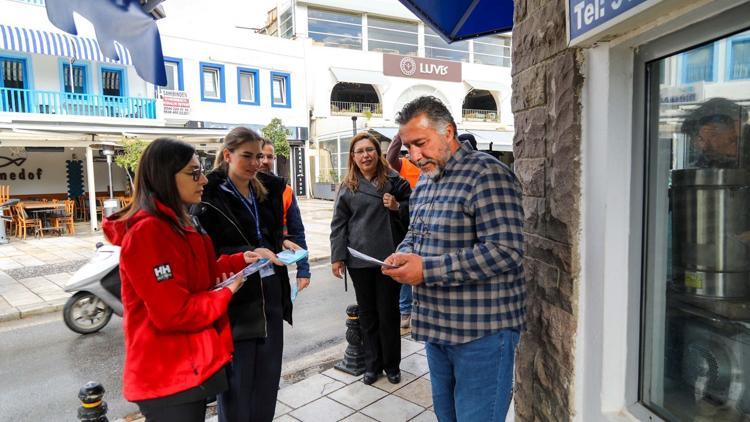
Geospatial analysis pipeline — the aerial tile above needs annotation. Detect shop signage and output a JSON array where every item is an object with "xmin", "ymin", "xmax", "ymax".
[
  {"xmin": 383, "ymin": 54, "xmax": 461, "ymax": 82},
  {"xmin": 0, "ymin": 156, "xmax": 43, "ymax": 181},
  {"xmin": 568, "ymin": 0, "xmax": 651, "ymax": 43},
  {"xmin": 160, "ymin": 89, "xmax": 191, "ymax": 115},
  {"xmin": 660, "ymin": 84, "xmax": 704, "ymax": 104},
  {"xmin": 292, "ymin": 146, "xmax": 306, "ymax": 197}
]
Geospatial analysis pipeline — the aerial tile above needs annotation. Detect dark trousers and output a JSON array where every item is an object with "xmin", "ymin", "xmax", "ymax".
[
  {"xmin": 218, "ymin": 274, "xmax": 284, "ymax": 422},
  {"xmin": 137, "ymin": 399, "xmax": 206, "ymax": 422},
  {"xmin": 348, "ymin": 267, "xmax": 401, "ymax": 374}
]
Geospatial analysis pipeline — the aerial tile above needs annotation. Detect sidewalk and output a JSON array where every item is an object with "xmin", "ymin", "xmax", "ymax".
[{"xmin": 0, "ymin": 198, "xmax": 334, "ymax": 322}]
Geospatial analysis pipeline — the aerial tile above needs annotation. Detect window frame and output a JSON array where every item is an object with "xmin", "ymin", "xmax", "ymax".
[
  {"xmin": 237, "ymin": 67, "xmax": 260, "ymax": 106},
  {"xmin": 0, "ymin": 53, "xmax": 31, "ymax": 90},
  {"xmin": 99, "ymin": 65, "xmax": 126, "ymax": 97},
  {"xmin": 726, "ymin": 31, "xmax": 750, "ymax": 81},
  {"xmin": 199, "ymin": 62, "xmax": 225, "ymax": 103},
  {"xmin": 58, "ymin": 59, "xmax": 91, "ymax": 94},
  {"xmin": 679, "ymin": 41, "xmax": 720, "ymax": 84},
  {"xmin": 270, "ymin": 71, "xmax": 291, "ymax": 108},
  {"xmin": 163, "ymin": 56, "xmax": 184, "ymax": 91}
]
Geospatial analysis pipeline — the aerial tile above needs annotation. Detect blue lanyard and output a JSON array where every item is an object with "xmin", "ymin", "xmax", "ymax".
[{"xmin": 226, "ymin": 178, "xmax": 262, "ymax": 242}]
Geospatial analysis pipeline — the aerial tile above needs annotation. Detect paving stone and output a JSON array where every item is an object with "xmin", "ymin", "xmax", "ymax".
[
  {"xmin": 340, "ymin": 413, "xmax": 377, "ymax": 421},
  {"xmin": 361, "ymin": 395, "xmax": 424, "ymax": 422},
  {"xmin": 275, "ymin": 401, "xmax": 292, "ymax": 418},
  {"xmin": 0, "ymin": 259, "xmax": 22, "ymax": 270},
  {"xmin": 409, "ymin": 410, "xmax": 437, "ymax": 422},
  {"xmin": 372, "ymin": 370, "xmax": 417, "ymax": 393},
  {"xmin": 0, "ymin": 285, "xmax": 42, "ymax": 307},
  {"xmin": 328, "ymin": 380, "xmax": 387, "ymax": 410},
  {"xmin": 0, "ymin": 306, "xmax": 20, "ymax": 322},
  {"xmin": 273, "ymin": 415, "xmax": 300, "ymax": 422},
  {"xmin": 18, "ymin": 301, "xmax": 64, "ymax": 317},
  {"xmin": 400, "ymin": 354, "xmax": 429, "ymax": 377},
  {"xmin": 393, "ymin": 377, "xmax": 432, "ymax": 408},
  {"xmin": 289, "ymin": 397, "xmax": 354, "ymax": 422},
  {"xmin": 322, "ymin": 367, "xmax": 362, "ymax": 384},
  {"xmin": 277, "ymin": 374, "xmax": 344, "ymax": 409},
  {"xmin": 401, "ymin": 338, "xmax": 424, "ymax": 358}
]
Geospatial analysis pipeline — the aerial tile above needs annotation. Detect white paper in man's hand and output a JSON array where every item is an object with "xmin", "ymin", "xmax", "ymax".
[{"xmin": 347, "ymin": 247, "xmax": 400, "ymax": 268}]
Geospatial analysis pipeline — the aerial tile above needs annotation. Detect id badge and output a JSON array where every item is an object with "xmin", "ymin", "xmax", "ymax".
[{"xmin": 260, "ymin": 264, "xmax": 275, "ymax": 278}]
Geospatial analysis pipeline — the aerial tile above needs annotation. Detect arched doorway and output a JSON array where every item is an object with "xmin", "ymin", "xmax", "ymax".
[
  {"xmin": 462, "ymin": 89, "xmax": 499, "ymax": 122},
  {"xmin": 330, "ymin": 83, "xmax": 382, "ymax": 116},
  {"xmin": 394, "ymin": 85, "xmax": 451, "ymax": 117}
]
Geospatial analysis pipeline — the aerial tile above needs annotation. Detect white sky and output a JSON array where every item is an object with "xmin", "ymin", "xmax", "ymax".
[{"xmin": 162, "ymin": 0, "xmax": 280, "ymax": 31}]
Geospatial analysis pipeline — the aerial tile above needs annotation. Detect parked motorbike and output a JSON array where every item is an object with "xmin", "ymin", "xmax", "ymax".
[{"xmin": 62, "ymin": 242, "xmax": 122, "ymax": 334}]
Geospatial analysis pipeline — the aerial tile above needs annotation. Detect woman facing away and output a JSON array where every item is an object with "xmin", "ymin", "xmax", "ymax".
[
  {"xmin": 102, "ymin": 138, "xmax": 275, "ymax": 421},
  {"xmin": 193, "ymin": 126, "xmax": 301, "ymax": 422},
  {"xmin": 330, "ymin": 132, "xmax": 412, "ymax": 385}
]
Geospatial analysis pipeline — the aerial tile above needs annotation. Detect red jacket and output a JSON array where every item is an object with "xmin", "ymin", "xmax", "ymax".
[{"xmin": 102, "ymin": 201, "xmax": 246, "ymax": 402}]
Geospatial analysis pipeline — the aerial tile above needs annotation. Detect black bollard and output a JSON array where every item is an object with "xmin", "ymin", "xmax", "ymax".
[
  {"xmin": 334, "ymin": 304, "xmax": 366, "ymax": 376},
  {"xmin": 77, "ymin": 381, "xmax": 108, "ymax": 422}
]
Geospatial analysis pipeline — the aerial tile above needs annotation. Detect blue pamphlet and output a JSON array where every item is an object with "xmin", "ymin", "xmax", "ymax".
[
  {"xmin": 277, "ymin": 249, "xmax": 309, "ymax": 265},
  {"xmin": 212, "ymin": 258, "xmax": 271, "ymax": 291}
]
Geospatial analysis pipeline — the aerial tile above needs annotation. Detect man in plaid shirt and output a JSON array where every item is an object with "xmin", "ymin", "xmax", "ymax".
[{"xmin": 383, "ymin": 96, "xmax": 526, "ymax": 422}]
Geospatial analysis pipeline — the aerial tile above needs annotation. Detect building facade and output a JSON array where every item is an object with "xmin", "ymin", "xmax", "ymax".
[{"xmin": 511, "ymin": 0, "xmax": 750, "ymax": 421}]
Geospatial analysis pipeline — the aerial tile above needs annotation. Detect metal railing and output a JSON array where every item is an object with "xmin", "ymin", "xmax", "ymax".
[
  {"xmin": 330, "ymin": 101, "xmax": 383, "ymax": 117},
  {"xmin": 462, "ymin": 108, "xmax": 499, "ymax": 122},
  {"xmin": 0, "ymin": 87, "xmax": 157, "ymax": 119}
]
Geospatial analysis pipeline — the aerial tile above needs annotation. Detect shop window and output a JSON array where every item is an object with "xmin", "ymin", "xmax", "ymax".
[
  {"xmin": 308, "ymin": 7, "xmax": 362, "ymax": 50},
  {"xmin": 681, "ymin": 43, "xmax": 717, "ymax": 84},
  {"xmin": 425, "ymin": 26, "xmax": 469, "ymax": 63},
  {"xmin": 163, "ymin": 57, "xmax": 183, "ymax": 91},
  {"xmin": 101, "ymin": 68, "xmax": 123, "ymax": 97},
  {"xmin": 61, "ymin": 63, "xmax": 87, "ymax": 94},
  {"xmin": 729, "ymin": 32, "xmax": 750, "ymax": 80},
  {"xmin": 200, "ymin": 62, "xmax": 225, "ymax": 102},
  {"xmin": 367, "ymin": 16, "xmax": 418, "ymax": 56},
  {"xmin": 271, "ymin": 72, "xmax": 291, "ymax": 108},
  {"xmin": 641, "ymin": 28, "xmax": 750, "ymax": 422},
  {"xmin": 238, "ymin": 68, "xmax": 259, "ymax": 105},
  {"xmin": 473, "ymin": 36, "xmax": 511, "ymax": 67}
]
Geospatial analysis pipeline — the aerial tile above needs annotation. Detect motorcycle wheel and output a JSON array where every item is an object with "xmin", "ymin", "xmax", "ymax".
[{"xmin": 63, "ymin": 292, "xmax": 113, "ymax": 334}]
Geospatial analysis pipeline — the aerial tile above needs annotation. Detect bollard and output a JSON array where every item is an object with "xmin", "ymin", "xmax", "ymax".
[
  {"xmin": 77, "ymin": 381, "xmax": 108, "ymax": 422},
  {"xmin": 334, "ymin": 304, "xmax": 366, "ymax": 375}
]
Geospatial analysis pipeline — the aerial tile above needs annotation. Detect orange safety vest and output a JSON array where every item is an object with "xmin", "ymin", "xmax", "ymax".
[
  {"xmin": 399, "ymin": 158, "xmax": 421, "ymax": 189},
  {"xmin": 282, "ymin": 184, "xmax": 293, "ymax": 234}
]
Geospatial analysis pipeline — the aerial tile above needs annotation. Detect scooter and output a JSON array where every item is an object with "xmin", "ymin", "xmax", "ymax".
[{"xmin": 62, "ymin": 242, "xmax": 123, "ymax": 334}]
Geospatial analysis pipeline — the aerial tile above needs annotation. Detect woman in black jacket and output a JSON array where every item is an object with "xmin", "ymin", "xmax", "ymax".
[
  {"xmin": 194, "ymin": 126, "xmax": 298, "ymax": 422},
  {"xmin": 330, "ymin": 132, "xmax": 411, "ymax": 385}
]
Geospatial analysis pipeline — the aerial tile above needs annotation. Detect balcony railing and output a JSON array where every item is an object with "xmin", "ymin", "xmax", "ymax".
[
  {"xmin": 462, "ymin": 108, "xmax": 499, "ymax": 122},
  {"xmin": 330, "ymin": 101, "xmax": 383, "ymax": 117},
  {"xmin": 0, "ymin": 87, "xmax": 157, "ymax": 119}
]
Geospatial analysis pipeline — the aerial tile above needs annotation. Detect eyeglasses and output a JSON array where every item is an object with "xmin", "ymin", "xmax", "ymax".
[
  {"xmin": 353, "ymin": 147, "xmax": 377, "ymax": 157},
  {"xmin": 187, "ymin": 166, "xmax": 204, "ymax": 182}
]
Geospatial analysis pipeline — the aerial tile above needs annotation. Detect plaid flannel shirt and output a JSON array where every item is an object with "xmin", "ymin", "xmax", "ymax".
[{"xmin": 399, "ymin": 142, "xmax": 527, "ymax": 345}]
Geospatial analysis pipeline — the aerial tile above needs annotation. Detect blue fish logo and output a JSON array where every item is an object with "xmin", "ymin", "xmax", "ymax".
[{"xmin": 0, "ymin": 156, "xmax": 26, "ymax": 169}]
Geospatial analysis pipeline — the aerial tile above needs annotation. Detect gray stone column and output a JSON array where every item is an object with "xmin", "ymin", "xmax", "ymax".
[{"xmin": 512, "ymin": 0, "xmax": 584, "ymax": 420}]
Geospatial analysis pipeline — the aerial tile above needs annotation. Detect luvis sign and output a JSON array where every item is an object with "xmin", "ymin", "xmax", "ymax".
[{"xmin": 383, "ymin": 54, "xmax": 461, "ymax": 83}]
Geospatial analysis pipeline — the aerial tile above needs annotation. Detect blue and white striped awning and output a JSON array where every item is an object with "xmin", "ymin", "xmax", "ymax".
[{"xmin": 0, "ymin": 24, "xmax": 132, "ymax": 65}]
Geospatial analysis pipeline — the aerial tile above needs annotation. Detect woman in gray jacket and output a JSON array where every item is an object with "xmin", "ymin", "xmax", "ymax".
[{"xmin": 330, "ymin": 132, "xmax": 411, "ymax": 385}]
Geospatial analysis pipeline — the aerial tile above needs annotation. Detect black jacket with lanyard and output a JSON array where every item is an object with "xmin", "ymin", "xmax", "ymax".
[{"xmin": 193, "ymin": 168, "xmax": 293, "ymax": 340}]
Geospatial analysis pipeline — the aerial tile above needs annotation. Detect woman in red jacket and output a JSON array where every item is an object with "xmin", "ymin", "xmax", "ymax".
[{"xmin": 102, "ymin": 138, "xmax": 277, "ymax": 422}]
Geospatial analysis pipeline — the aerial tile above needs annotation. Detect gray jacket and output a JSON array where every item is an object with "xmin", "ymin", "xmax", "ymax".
[{"xmin": 330, "ymin": 171, "xmax": 411, "ymax": 268}]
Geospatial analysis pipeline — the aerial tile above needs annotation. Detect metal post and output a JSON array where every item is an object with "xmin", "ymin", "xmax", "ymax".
[
  {"xmin": 334, "ymin": 304, "xmax": 366, "ymax": 375},
  {"xmin": 77, "ymin": 381, "xmax": 108, "ymax": 422},
  {"xmin": 85, "ymin": 147, "xmax": 98, "ymax": 231},
  {"xmin": 105, "ymin": 155, "xmax": 114, "ymax": 199},
  {"xmin": 351, "ymin": 115, "xmax": 357, "ymax": 136}
]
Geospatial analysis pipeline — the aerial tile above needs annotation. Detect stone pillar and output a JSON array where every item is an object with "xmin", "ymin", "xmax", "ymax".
[{"xmin": 512, "ymin": 0, "xmax": 583, "ymax": 421}]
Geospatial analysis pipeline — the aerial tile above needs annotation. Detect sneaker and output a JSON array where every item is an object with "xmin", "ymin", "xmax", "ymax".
[{"xmin": 400, "ymin": 313, "xmax": 411, "ymax": 328}]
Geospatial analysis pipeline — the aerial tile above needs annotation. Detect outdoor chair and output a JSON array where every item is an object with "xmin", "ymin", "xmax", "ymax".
[
  {"xmin": 14, "ymin": 203, "xmax": 43, "ymax": 239},
  {"xmin": 53, "ymin": 199, "xmax": 76, "ymax": 235}
]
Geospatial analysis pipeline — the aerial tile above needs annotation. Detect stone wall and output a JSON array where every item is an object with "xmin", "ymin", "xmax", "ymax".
[{"xmin": 511, "ymin": 0, "xmax": 583, "ymax": 420}]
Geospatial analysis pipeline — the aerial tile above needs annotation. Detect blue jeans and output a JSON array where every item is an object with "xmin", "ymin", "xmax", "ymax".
[
  {"xmin": 399, "ymin": 284, "xmax": 412, "ymax": 315},
  {"xmin": 425, "ymin": 329, "xmax": 520, "ymax": 422}
]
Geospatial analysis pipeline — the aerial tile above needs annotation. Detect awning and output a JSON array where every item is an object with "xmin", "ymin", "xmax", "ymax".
[
  {"xmin": 398, "ymin": 0, "xmax": 514, "ymax": 43},
  {"xmin": 464, "ymin": 79, "xmax": 508, "ymax": 93},
  {"xmin": 0, "ymin": 24, "xmax": 132, "ymax": 65},
  {"xmin": 367, "ymin": 127, "xmax": 399, "ymax": 141},
  {"xmin": 330, "ymin": 67, "xmax": 388, "ymax": 86}
]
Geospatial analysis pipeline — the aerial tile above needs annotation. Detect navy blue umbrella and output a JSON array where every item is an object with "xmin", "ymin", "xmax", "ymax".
[
  {"xmin": 45, "ymin": 0, "xmax": 167, "ymax": 86},
  {"xmin": 398, "ymin": 0, "xmax": 514, "ymax": 43}
]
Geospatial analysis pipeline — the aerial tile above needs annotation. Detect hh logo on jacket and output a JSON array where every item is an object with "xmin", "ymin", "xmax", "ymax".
[{"xmin": 153, "ymin": 264, "xmax": 173, "ymax": 282}]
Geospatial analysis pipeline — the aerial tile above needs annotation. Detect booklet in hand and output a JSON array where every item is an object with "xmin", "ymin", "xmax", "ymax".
[
  {"xmin": 277, "ymin": 249, "xmax": 309, "ymax": 265},
  {"xmin": 212, "ymin": 258, "xmax": 271, "ymax": 291}
]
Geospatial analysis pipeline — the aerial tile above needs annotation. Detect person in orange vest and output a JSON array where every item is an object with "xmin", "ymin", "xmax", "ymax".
[
  {"xmin": 385, "ymin": 134, "xmax": 419, "ymax": 328},
  {"xmin": 260, "ymin": 140, "xmax": 311, "ymax": 293}
]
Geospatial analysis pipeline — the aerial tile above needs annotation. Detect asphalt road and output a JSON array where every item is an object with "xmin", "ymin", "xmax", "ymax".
[{"xmin": 0, "ymin": 264, "xmax": 355, "ymax": 421}]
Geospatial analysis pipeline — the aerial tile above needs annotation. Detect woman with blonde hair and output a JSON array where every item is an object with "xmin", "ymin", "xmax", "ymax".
[
  {"xmin": 330, "ymin": 132, "xmax": 411, "ymax": 385},
  {"xmin": 194, "ymin": 126, "xmax": 300, "ymax": 422}
]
